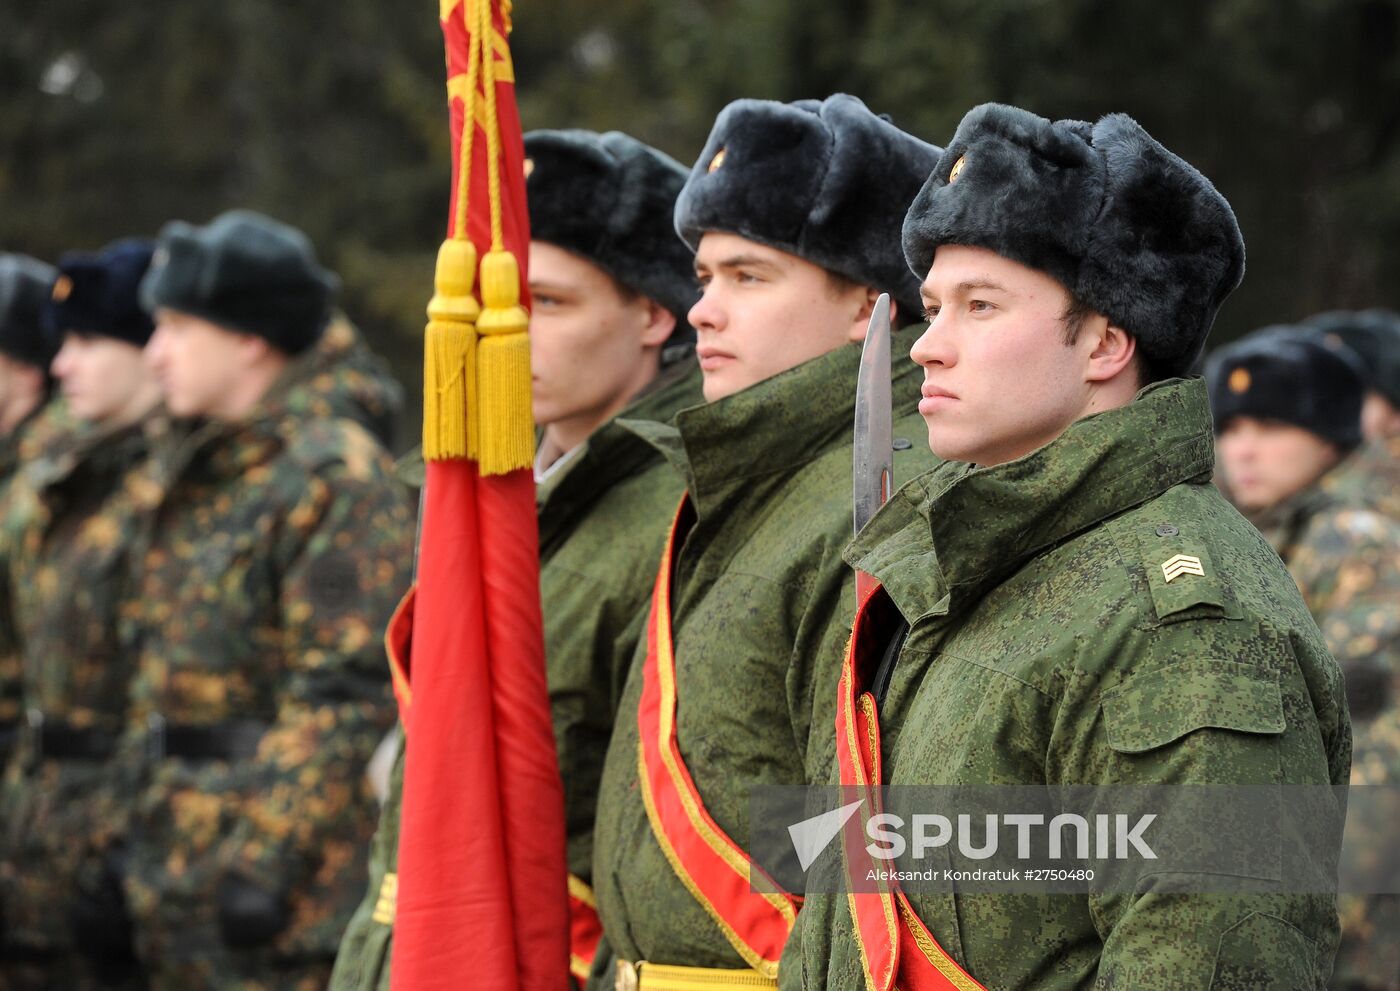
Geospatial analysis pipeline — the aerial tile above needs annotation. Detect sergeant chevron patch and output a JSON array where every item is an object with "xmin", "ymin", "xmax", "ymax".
[{"xmin": 1161, "ymin": 554, "xmax": 1206, "ymax": 583}]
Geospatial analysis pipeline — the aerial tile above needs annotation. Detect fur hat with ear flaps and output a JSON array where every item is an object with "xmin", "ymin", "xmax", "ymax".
[
  {"xmin": 1206, "ymin": 327, "xmax": 1364, "ymax": 451},
  {"xmin": 902, "ymin": 103, "xmax": 1246, "ymax": 379},
  {"xmin": 525, "ymin": 129, "xmax": 697, "ymax": 335},
  {"xmin": 674, "ymin": 94, "xmax": 943, "ymax": 319}
]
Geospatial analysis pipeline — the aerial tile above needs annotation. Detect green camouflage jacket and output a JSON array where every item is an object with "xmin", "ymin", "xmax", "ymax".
[
  {"xmin": 329, "ymin": 363, "xmax": 705, "ymax": 991},
  {"xmin": 590, "ymin": 327, "xmax": 938, "ymax": 978},
  {"xmin": 787, "ymin": 377, "xmax": 1350, "ymax": 991},
  {"xmin": 117, "ymin": 349, "xmax": 413, "ymax": 991},
  {"xmin": 1322, "ymin": 435, "xmax": 1400, "ymax": 523},
  {"xmin": 1248, "ymin": 471, "xmax": 1400, "ymax": 724},
  {"xmin": 0, "ymin": 414, "xmax": 152, "ymax": 961}
]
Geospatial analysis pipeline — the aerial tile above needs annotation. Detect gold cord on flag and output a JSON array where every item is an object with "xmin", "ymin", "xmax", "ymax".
[
  {"xmin": 473, "ymin": 0, "xmax": 532, "ymax": 474},
  {"xmin": 424, "ymin": 0, "xmax": 531, "ymax": 473}
]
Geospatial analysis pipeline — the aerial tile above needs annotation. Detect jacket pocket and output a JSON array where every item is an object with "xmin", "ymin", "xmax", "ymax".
[
  {"xmin": 1100, "ymin": 659, "xmax": 1285, "ymax": 755},
  {"xmin": 1211, "ymin": 911, "xmax": 1320, "ymax": 989}
]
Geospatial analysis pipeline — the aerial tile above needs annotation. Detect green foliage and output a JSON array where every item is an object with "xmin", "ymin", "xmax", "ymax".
[{"xmin": 4, "ymin": 0, "xmax": 1399, "ymax": 450}]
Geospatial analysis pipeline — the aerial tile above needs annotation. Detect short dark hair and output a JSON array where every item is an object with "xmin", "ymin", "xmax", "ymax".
[{"xmin": 1061, "ymin": 293, "xmax": 1156, "ymax": 385}]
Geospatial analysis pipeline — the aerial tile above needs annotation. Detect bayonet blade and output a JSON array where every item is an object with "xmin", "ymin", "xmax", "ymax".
[{"xmin": 853, "ymin": 293, "xmax": 893, "ymax": 537}]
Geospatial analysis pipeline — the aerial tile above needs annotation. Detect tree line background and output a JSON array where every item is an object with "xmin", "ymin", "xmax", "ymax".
[{"xmin": 4, "ymin": 0, "xmax": 1399, "ymax": 452}]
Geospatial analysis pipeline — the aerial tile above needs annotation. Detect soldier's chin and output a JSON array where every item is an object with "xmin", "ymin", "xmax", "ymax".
[
  {"xmin": 163, "ymin": 389, "xmax": 202, "ymax": 418},
  {"xmin": 925, "ymin": 422, "xmax": 971, "ymax": 461}
]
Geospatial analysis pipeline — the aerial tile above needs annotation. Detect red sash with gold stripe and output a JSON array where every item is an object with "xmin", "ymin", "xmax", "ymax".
[
  {"xmin": 836, "ymin": 585, "xmax": 987, "ymax": 991},
  {"xmin": 568, "ymin": 874, "xmax": 603, "ymax": 983},
  {"xmin": 637, "ymin": 497, "xmax": 800, "ymax": 978}
]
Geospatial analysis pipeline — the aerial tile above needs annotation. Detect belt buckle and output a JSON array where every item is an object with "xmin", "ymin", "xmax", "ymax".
[
  {"xmin": 146, "ymin": 713, "xmax": 167, "ymax": 761},
  {"xmin": 615, "ymin": 960, "xmax": 639, "ymax": 991}
]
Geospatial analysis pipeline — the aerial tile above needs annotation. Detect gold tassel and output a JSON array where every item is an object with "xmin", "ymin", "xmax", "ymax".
[
  {"xmin": 474, "ymin": 248, "xmax": 532, "ymax": 474},
  {"xmin": 423, "ymin": 238, "xmax": 481, "ymax": 461}
]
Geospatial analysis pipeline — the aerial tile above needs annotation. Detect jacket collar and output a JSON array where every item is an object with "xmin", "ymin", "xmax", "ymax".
[
  {"xmin": 536, "ymin": 361, "xmax": 704, "ymax": 553},
  {"xmin": 620, "ymin": 324, "xmax": 927, "ymax": 522},
  {"xmin": 847, "ymin": 377, "xmax": 1217, "ymax": 625}
]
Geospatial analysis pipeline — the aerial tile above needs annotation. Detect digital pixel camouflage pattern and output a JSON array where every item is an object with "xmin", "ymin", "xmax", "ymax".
[
  {"xmin": 787, "ymin": 378, "xmax": 1351, "ymax": 990},
  {"xmin": 1335, "ymin": 707, "xmax": 1400, "ymax": 991},
  {"xmin": 329, "ymin": 361, "xmax": 705, "ymax": 991},
  {"xmin": 1323, "ymin": 435, "xmax": 1400, "ymax": 524},
  {"xmin": 1247, "ymin": 468, "xmax": 1400, "ymax": 725},
  {"xmin": 0, "ymin": 409, "xmax": 153, "ymax": 990},
  {"xmin": 590, "ymin": 327, "xmax": 939, "ymax": 979},
  {"xmin": 117, "ymin": 345, "xmax": 413, "ymax": 991}
]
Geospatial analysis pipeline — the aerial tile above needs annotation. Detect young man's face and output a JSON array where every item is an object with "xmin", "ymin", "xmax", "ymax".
[
  {"xmin": 528, "ymin": 241, "xmax": 673, "ymax": 431},
  {"xmin": 910, "ymin": 244, "xmax": 1117, "ymax": 466},
  {"xmin": 51, "ymin": 334, "xmax": 154, "ymax": 424},
  {"xmin": 1217, "ymin": 416, "xmax": 1341, "ymax": 511},
  {"xmin": 145, "ymin": 310, "xmax": 254, "ymax": 418},
  {"xmin": 689, "ymin": 233, "xmax": 872, "ymax": 402}
]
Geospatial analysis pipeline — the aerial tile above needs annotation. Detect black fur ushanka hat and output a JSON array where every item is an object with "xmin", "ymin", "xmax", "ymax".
[
  {"xmin": 674, "ymin": 94, "xmax": 942, "ymax": 319},
  {"xmin": 903, "ymin": 104, "xmax": 1246, "ymax": 379}
]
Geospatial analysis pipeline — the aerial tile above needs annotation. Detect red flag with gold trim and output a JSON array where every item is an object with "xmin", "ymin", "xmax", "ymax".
[{"xmin": 389, "ymin": 1, "xmax": 569, "ymax": 988}]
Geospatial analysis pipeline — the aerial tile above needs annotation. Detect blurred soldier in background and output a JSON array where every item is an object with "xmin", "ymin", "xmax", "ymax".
[
  {"xmin": 1307, "ymin": 310, "xmax": 1400, "ymax": 522},
  {"xmin": 0, "ymin": 254, "xmax": 60, "ymax": 770},
  {"xmin": 330, "ymin": 128, "xmax": 703, "ymax": 991},
  {"xmin": 118, "ymin": 209, "xmax": 412, "ymax": 990},
  {"xmin": 302, "ymin": 315, "xmax": 404, "ymax": 452},
  {"xmin": 0, "ymin": 238, "xmax": 162, "ymax": 990},
  {"xmin": 1208, "ymin": 330, "xmax": 1400, "ymax": 725},
  {"xmin": 1209, "ymin": 329, "xmax": 1400, "ymax": 989}
]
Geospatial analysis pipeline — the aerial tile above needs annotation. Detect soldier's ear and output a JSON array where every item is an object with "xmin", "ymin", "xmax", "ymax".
[
  {"xmin": 846, "ymin": 285, "xmax": 893, "ymax": 343},
  {"xmin": 639, "ymin": 298, "xmax": 676, "ymax": 349},
  {"xmin": 1083, "ymin": 320, "xmax": 1136, "ymax": 385}
]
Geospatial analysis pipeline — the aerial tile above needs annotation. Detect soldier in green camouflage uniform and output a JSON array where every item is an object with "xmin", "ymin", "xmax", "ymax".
[
  {"xmin": 0, "ymin": 239, "xmax": 164, "ymax": 990},
  {"xmin": 0, "ymin": 254, "xmax": 60, "ymax": 769},
  {"xmin": 1308, "ymin": 311, "xmax": 1400, "ymax": 523},
  {"xmin": 330, "ymin": 129, "xmax": 703, "ymax": 991},
  {"xmin": 791, "ymin": 105, "xmax": 1347, "ymax": 988},
  {"xmin": 591, "ymin": 96, "xmax": 943, "ymax": 986},
  {"xmin": 119, "ymin": 210, "xmax": 412, "ymax": 990}
]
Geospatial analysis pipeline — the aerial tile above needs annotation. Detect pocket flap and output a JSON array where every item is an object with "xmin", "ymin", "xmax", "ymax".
[{"xmin": 1101, "ymin": 659, "xmax": 1285, "ymax": 754}]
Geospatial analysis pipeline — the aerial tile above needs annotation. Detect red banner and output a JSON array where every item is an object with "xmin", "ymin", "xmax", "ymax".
[{"xmin": 391, "ymin": 2, "xmax": 569, "ymax": 989}]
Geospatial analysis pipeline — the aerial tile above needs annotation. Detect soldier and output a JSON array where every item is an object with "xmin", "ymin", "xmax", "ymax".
[
  {"xmin": 0, "ymin": 254, "xmax": 59, "ymax": 766},
  {"xmin": 1210, "ymin": 328, "xmax": 1400, "ymax": 991},
  {"xmin": 0, "ymin": 238, "xmax": 162, "ymax": 990},
  {"xmin": 1307, "ymin": 310, "xmax": 1400, "ymax": 522},
  {"xmin": 788, "ymin": 104, "xmax": 1348, "ymax": 988},
  {"xmin": 590, "ymin": 95, "xmax": 942, "ymax": 990},
  {"xmin": 303, "ymin": 314, "xmax": 405, "ymax": 451},
  {"xmin": 329, "ymin": 129, "xmax": 704, "ymax": 991},
  {"xmin": 1208, "ymin": 330, "xmax": 1400, "ymax": 725},
  {"xmin": 119, "ymin": 209, "xmax": 413, "ymax": 990}
]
